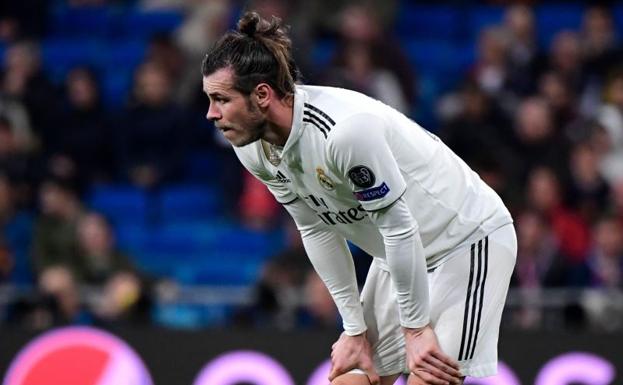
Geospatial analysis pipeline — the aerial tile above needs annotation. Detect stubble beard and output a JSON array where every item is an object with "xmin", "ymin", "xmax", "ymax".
[{"xmin": 230, "ymin": 97, "xmax": 267, "ymax": 147}]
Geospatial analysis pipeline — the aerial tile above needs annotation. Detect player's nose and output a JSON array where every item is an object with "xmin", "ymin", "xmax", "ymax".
[{"xmin": 206, "ymin": 103, "xmax": 221, "ymax": 121}]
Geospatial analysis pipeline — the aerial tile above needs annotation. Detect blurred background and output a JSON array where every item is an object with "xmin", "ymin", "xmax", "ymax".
[{"xmin": 1, "ymin": 0, "xmax": 623, "ymax": 383}]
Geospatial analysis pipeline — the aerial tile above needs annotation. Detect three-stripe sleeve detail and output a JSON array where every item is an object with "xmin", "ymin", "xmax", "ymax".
[{"xmin": 458, "ymin": 238, "xmax": 489, "ymax": 361}]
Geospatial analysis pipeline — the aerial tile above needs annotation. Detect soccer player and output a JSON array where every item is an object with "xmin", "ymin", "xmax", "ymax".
[{"xmin": 202, "ymin": 12, "xmax": 517, "ymax": 385}]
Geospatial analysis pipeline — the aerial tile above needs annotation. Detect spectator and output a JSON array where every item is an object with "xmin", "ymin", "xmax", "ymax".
[
  {"xmin": 322, "ymin": 40, "xmax": 408, "ymax": 113},
  {"xmin": 1, "ymin": 41, "xmax": 60, "ymax": 149},
  {"xmin": 0, "ymin": 0, "xmax": 49, "ymax": 41},
  {"xmin": 327, "ymin": 4, "xmax": 416, "ymax": 110},
  {"xmin": 116, "ymin": 61, "xmax": 189, "ymax": 188},
  {"xmin": 93, "ymin": 270, "xmax": 152, "ymax": 326},
  {"xmin": 580, "ymin": 5, "xmax": 618, "ymax": 78},
  {"xmin": 546, "ymin": 31, "xmax": 586, "ymax": 95},
  {"xmin": 0, "ymin": 174, "xmax": 33, "ymax": 283},
  {"xmin": 596, "ymin": 69, "xmax": 623, "ymax": 184},
  {"xmin": 0, "ymin": 115, "xmax": 35, "ymax": 187},
  {"xmin": 566, "ymin": 142, "xmax": 610, "ymax": 223},
  {"xmin": 511, "ymin": 97, "xmax": 569, "ymax": 183},
  {"xmin": 587, "ymin": 217, "xmax": 623, "ymax": 288},
  {"xmin": 38, "ymin": 265, "xmax": 91, "ymax": 325},
  {"xmin": 538, "ymin": 71, "xmax": 579, "ymax": 131},
  {"xmin": 0, "ymin": 95, "xmax": 34, "ymax": 152},
  {"xmin": 76, "ymin": 212, "xmax": 137, "ymax": 285},
  {"xmin": 31, "ymin": 177, "xmax": 84, "ymax": 277},
  {"xmin": 174, "ymin": 0, "xmax": 231, "ymax": 107},
  {"xmin": 526, "ymin": 167, "xmax": 591, "ymax": 274},
  {"xmin": 439, "ymin": 81, "xmax": 515, "ymax": 199},
  {"xmin": 50, "ymin": 67, "xmax": 115, "ymax": 184},
  {"xmin": 511, "ymin": 210, "xmax": 563, "ymax": 328},
  {"xmin": 504, "ymin": 5, "xmax": 541, "ymax": 96},
  {"xmin": 470, "ymin": 26, "xmax": 511, "ymax": 102},
  {"xmin": 581, "ymin": 217, "xmax": 623, "ymax": 331}
]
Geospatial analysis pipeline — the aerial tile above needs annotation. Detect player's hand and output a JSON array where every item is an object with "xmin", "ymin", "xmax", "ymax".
[
  {"xmin": 403, "ymin": 325, "xmax": 462, "ymax": 385},
  {"xmin": 329, "ymin": 332, "xmax": 380, "ymax": 385}
]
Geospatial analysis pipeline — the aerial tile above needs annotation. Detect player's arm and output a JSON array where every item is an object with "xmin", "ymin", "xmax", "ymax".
[
  {"xmin": 283, "ymin": 199, "xmax": 380, "ymax": 384},
  {"xmin": 326, "ymin": 112, "xmax": 429, "ymax": 328},
  {"xmin": 327, "ymin": 113, "xmax": 460, "ymax": 384},
  {"xmin": 232, "ymin": 145, "xmax": 364, "ymax": 330},
  {"xmin": 283, "ymin": 199, "xmax": 365, "ymax": 335}
]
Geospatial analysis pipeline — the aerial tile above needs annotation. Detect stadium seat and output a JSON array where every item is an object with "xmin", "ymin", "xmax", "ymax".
[
  {"xmin": 88, "ymin": 184, "xmax": 149, "ymax": 224},
  {"xmin": 395, "ymin": 5, "xmax": 461, "ymax": 40},
  {"xmin": 41, "ymin": 38, "xmax": 101, "ymax": 82},
  {"xmin": 465, "ymin": 5, "xmax": 505, "ymax": 41},
  {"xmin": 120, "ymin": 10, "xmax": 184, "ymax": 37},
  {"xmin": 536, "ymin": 4, "xmax": 585, "ymax": 48},
  {"xmin": 48, "ymin": 5, "xmax": 113, "ymax": 37},
  {"xmin": 614, "ymin": 4, "xmax": 623, "ymax": 39},
  {"xmin": 159, "ymin": 184, "xmax": 222, "ymax": 221},
  {"xmin": 312, "ymin": 39, "xmax": 336, "ymax": 69},
  {"xmin": 101, "ymin": 69, "xmax": 133, "ymax": 108}
]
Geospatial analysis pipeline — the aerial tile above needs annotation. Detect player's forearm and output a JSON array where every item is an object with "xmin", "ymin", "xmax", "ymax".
[
  {"xmin": 369, "ymin": 197, "xmax": 430, "ymax": 328},
  {"xmin": 283, "ymin": 199, "xmax": 366, "ymax": 335},
  {"xmin": 301, "ymin": 227, "xmax": 367, "ymax": 335}
]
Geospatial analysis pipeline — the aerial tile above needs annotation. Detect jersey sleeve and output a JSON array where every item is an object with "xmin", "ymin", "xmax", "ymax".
[
  {"xmin": 233, "ymin": 146, "xmax": 298, "ymax": 204},
  {"xmin": 326, "ymin": 113, "xmax": 407, "ymax": 211},
  {"xmin": 284, "ymin": 199, "xmax": 367, "ymax": 335}
]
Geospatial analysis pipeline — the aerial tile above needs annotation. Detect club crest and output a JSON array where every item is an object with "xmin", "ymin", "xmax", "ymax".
[{"xmin": 316, "ymin": 167, "xmax": 336, "ymax": 190}]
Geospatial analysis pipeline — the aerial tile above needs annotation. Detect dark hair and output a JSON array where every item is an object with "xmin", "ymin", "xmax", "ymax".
[{"xmin": 201, "ymin": 11, "xmax": 300, "ymax": 98}]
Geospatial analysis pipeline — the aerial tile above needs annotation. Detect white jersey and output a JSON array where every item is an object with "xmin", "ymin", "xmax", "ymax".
[{"xmin": 234, "ymin": 85, "xmax": 512, "ymax": 269}]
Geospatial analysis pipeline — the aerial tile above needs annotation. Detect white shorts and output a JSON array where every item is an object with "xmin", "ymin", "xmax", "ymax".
[{"xmin": 354, "ymin": 224, "xmax": 517, "ymax": 378}]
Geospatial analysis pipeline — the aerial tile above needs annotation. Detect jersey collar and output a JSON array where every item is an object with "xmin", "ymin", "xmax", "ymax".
[{"xmin": 282, "ymin": 85, "xmax": 307, "ymax": 154}]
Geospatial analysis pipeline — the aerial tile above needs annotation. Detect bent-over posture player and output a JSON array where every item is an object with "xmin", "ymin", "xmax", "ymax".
[{"xmin": 201, "ymin": 11, "xmax": 517, "ymax": 385}]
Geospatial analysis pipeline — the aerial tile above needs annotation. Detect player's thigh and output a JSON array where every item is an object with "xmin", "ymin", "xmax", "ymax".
[{"xmin": 429, "ymin": 224, "xmax": 516, "ymax": 377}]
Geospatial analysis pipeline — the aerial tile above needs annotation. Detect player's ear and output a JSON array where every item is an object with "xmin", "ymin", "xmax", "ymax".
[{"xmin": 254, "ymin": 83, "xmax": 271, "ymax": 108}]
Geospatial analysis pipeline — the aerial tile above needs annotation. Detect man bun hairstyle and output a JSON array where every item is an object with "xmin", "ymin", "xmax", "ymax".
[{"xmin": 202, "ymin": 11, "xmax": 300, "ymax": 98}]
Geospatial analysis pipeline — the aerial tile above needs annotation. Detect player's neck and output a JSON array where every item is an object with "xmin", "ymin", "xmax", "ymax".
[{"xmin": 262, "ymin": 95, "xmax": 294, "ymax": 147}]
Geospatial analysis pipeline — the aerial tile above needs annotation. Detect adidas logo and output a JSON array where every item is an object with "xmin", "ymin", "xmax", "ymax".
[{"xmin": 275, "ymin": 171, "xmax": 291, "ymax": 183}]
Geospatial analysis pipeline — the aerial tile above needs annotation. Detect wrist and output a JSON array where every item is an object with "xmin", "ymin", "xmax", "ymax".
[{"xmin": 402, "ymin": 324, "xmax": 430, "ymax": 337}]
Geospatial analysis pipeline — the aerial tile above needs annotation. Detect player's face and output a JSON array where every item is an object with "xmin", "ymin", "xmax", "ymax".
[{"xmin": 203, "ymin": 68, "xmax": 268, "ymax": 147}]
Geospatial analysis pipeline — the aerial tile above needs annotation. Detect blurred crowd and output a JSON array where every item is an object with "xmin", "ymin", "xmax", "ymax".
[{"xmin": 0, "ymin": 0, "xmax": 622, "ymax": 332}]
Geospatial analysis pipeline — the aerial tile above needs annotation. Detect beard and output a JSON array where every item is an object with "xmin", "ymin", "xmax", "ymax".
[{"xmin": 227, "ymin": 97, "xmax": 268, "ymax": 147}]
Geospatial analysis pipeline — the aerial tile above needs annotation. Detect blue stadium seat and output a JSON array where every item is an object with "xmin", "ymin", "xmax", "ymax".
[
  {"xmin": 404, "ymin": 39, "xmax": 471, "ymax": 77},
  {"xmin": 160, "ymin": 184, "xmax": 222, "ymax": 221},
  {"xmin": 49, "ymin": 5, "xmax": 113, "ymax": 37},
  {"xmin": 88, "ymin": 184, "xmax": 149, "ymax": 224},
  {"xmin": 120, "ymin": 10, "xmax": 184, "ymax": 37},
  {"xmin": 536, "ymin": 4, "xmax": 585, "ymax": 48},
  {"xmin": 614, "ymin": 4, "xmax": 623, "ymax": 39},
  {"xmin": 41, "ymin": 38, "xmax": 101, "ymax": 82},
  {"xmin": 183, "ymin": 152, "xmax": 220, "ymax": 182},
  {"xmin": 466, "ymin": 5, "xmax": 505, "ymax": 40},
  {"xmin": 312, "ymin": 39, "xmax": 336, "ymax": 69},
  {"xmin": 99, "ymin": 39, "xmax": 146, "ymax": 70},
  {"xmin": 101, "ymin": 69, "xmax": 133, "ymax": 108},
  {"xmin": 395, "ymin": 5, "xmax": 461, "ymax": 40}
]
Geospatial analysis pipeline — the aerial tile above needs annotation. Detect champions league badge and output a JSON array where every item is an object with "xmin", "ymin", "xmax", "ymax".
[
  {"xmin": 316, "ymin": 167, "xmax": 336, "ymax": 190},
  {"xmin": 348, "ymin": 165, "xmax": 375, "ymax": 188}
]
